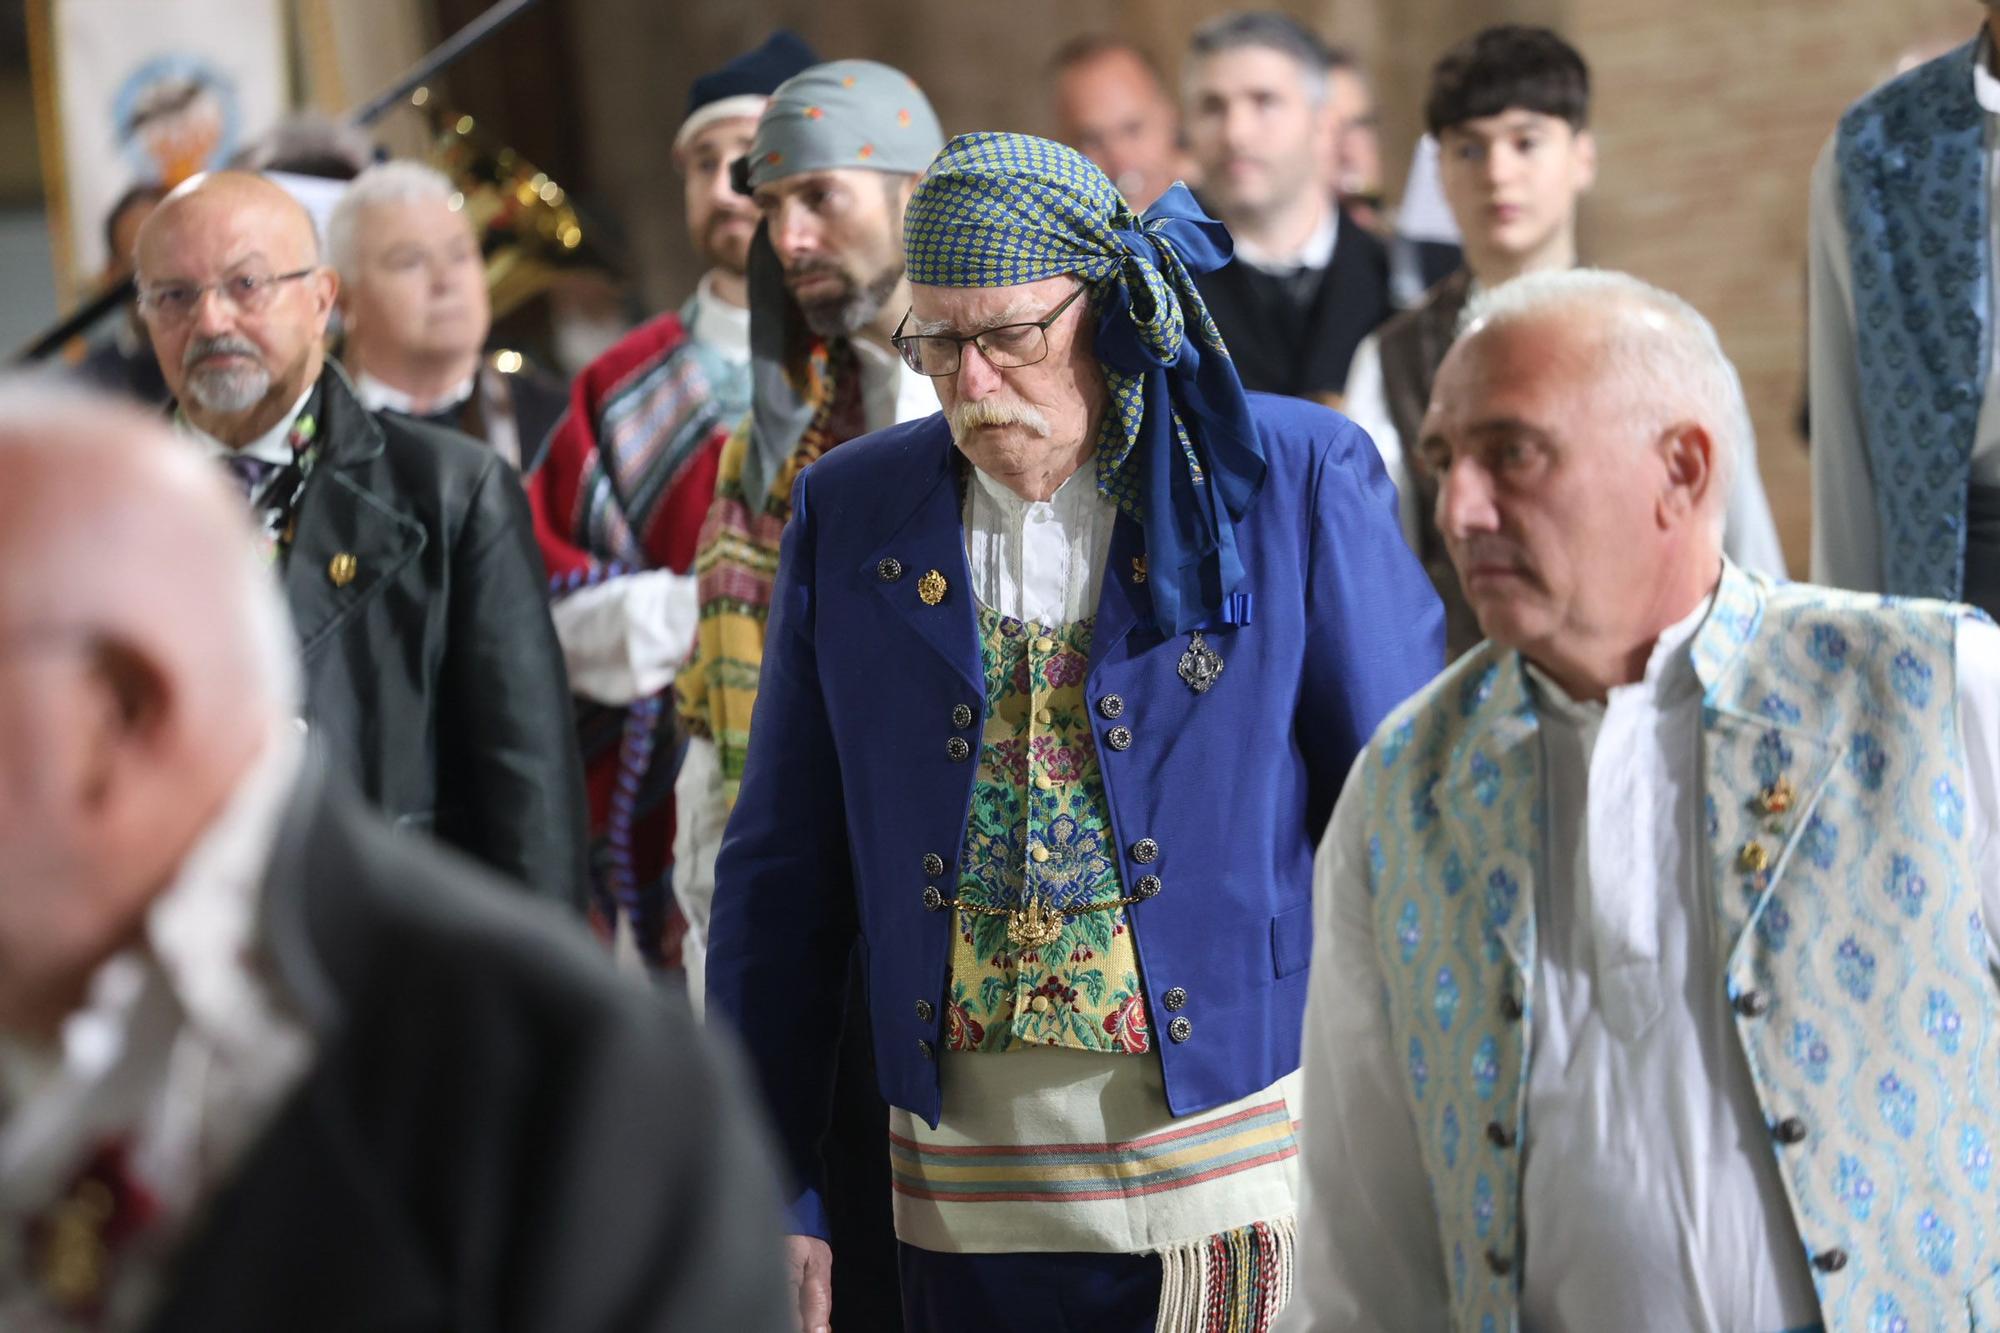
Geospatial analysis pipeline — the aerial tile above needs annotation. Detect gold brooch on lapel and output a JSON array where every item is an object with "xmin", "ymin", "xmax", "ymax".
[
  {"xmin": 1131, "ymin": 554, "xmax": 1148, "ymax": 585},
  {"xmin": 1737, "ymin": 842, "xmax": 1771, "ymax": 874},
  {"xmin": 1753, "ymin": 777, "xmax": 1795, "ymax": 816},
  {"xmin": 328, "ymin": 553, "xmax": 358, "ymax": 588},
  {"xmin": 917, "ymin": 570, "xmax": 948, "ymax": 606}
]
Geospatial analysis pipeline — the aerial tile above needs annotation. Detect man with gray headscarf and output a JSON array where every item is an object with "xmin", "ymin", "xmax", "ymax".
[
  {"xmin": 673, "ymin": 58, "xmax": 944, "ymax": 1333},
  {"xmin": 706, "ymin": 131, "xmax": 1441, "ymax": 1332}
]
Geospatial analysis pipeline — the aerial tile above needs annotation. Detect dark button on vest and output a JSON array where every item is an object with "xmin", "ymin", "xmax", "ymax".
[
  {"xmin": 1774, "ymin": 1117, "xmax": 1809, "ymax": 1145},
  {"xmin": 1734, "ymin": 989, "xmax": 1770, "ymax": 1018}
]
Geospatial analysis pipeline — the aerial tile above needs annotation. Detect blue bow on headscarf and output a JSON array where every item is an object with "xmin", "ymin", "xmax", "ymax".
[{"xmin": 904, "ymin": 132, "xmax": 1267, "ymax": 634}]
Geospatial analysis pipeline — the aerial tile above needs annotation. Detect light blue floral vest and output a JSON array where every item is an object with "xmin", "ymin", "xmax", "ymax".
[
  {"xmin": 1363, "ymin": 564, "xmax": 1996, "ymax": 1333},
  {"xmin": 1835, "ymin": 37, "xmax": 1988, "ymax": 600}
]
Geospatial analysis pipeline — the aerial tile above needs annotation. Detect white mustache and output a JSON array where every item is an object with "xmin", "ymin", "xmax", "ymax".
[
  {"xmin": 184, "ymin": 335, "xmax": 260, "ymax": 370},
  {"xmin": 949, "ymin": 399, "xmax": 1051, "ymax": 439}
]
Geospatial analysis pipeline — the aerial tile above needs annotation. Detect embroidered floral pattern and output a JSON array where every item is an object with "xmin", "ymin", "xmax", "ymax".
[{"xmin": 949, "ymin": 607, "xmax": 1150, "ymax": 1053}]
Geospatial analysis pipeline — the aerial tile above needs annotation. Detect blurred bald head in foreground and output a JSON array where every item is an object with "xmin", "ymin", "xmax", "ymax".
[
  {"xmin": 0, "ymin": 385, "xmax": 793, "ymax": 1331},
  {"xmin": 0, "ymin": 385, "xmax": 292, "ymax": 1039}
]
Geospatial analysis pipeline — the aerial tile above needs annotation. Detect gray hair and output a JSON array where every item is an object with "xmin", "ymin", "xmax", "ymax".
[
  {"xmin": 1462, "ymin": 268, "xmax": 1745, "ymax": 534},
  {"xmin": 326, "ymin": 159, "xmax": 460, "ymax": 282},
  {"xmin": 1186, "ymin": 11, "xmax": 1332, "ymax": 105}
]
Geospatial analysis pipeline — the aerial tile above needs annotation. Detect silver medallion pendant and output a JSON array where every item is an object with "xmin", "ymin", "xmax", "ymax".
[{"xmin": 1177, "ymin": 631, "xmax": 1225, "ymax": 694}]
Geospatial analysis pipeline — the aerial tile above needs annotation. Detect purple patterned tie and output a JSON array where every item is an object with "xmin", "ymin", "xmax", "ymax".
[{"xmin": 221, "ymin": 451, "xmax": 280, "ymax": 502}]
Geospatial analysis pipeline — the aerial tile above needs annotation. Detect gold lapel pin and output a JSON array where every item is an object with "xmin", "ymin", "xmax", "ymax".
[
  {"xmin": 328, "ymin": 552, "xmax": 358, "ymax": 588},
  {"xmin": 918, "ymin": 570, "xmax": 948, "ymax": 606},
  {"xmin": 1131, "ymin": 554, "xmax": 1148, "ymax": 585},
  {"xmin": 1737, "ymin": 842, "xmax": 1771, "ymax": 874}
]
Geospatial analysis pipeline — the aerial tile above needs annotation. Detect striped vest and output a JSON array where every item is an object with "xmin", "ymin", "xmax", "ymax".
[
  {"xmin": 1362, "ymin": 563, "xmax": 1996, "ymax": 1332},
  {"xmin": 1835, "ymin": 37, "xmax": 1988, "ymax": 600}
]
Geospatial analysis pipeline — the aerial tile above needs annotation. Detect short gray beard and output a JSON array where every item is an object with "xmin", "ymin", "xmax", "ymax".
[{"xmin": 183, "ymin": 336, "xmax": 272, "ymax": 415}]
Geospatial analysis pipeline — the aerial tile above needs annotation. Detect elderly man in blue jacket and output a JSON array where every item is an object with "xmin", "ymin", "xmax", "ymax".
[{"xmin": 708, "ymin": 132, "xmax": 1443, "ymax": 1333}]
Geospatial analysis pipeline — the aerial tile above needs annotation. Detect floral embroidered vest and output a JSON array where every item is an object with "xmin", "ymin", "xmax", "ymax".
[
  {"xmin": 1362, "ymin": 563, "xmax": 1995, "ymax": 1333},
  {"xmin": 1836, "ymin": 37, "xmax": 1988, "ymax": 599},
  {"xmin": 943, "ymin": 607, "xmax": 1151, "ymax": 1055}
]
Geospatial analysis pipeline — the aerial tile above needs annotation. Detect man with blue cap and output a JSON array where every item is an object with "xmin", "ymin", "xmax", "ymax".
[
  {"xmin": 706, "ymin": 131, "xmax": 1443, "ymax": 1332},
  {"xmin": 522, "ymin": 31, "xmax": 815, "ymax": 967}
]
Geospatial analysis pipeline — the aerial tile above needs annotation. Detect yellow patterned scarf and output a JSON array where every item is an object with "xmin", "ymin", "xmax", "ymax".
[{"xmin": 676, "ymin": 338, "xmax": 865, "ymax": 805}]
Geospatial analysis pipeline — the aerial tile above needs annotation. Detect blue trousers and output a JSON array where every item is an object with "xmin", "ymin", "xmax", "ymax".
[{"xmin": 896, "ymin": 1243, "xmax": 1161, "ymax": 1333}]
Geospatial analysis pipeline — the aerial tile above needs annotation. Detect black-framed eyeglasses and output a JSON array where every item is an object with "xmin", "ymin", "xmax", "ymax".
[
  {"xmin": 137, "ymin": 269, "xmax": 317, "ymax": 324},
  {"xmin": 891, "ymin": 285, "xmax": 1087, "ymax": 378}
]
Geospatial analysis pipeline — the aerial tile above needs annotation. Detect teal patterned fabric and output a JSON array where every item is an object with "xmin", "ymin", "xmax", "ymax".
[
  {"xmin": 1361, "ymin": 561, "xmax": 1994, "ymax": 1333},
  {"xmin": 1835, "ymin": 38, "xmax": 1987, "ymax": 599},
  {"xmin": 904, "ymin": 131, "xmax": 1266, "ymax": 634}
]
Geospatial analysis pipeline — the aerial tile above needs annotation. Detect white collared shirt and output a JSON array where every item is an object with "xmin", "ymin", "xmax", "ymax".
[
  {"xmin": 1284, "ymin": 608, "xmax": 2000, "ymax": 1332},
  {"xmin": 961, "ymin": 462, "xmax": 1118, "ymax": 624},
  {"xmin": 1809, "ymin": 38, "xmax": 2000, "ymax": 590},
  {"xmin": 174, "ymin": 386, "xmax": 315, "ymax": 507},
  {"xmin": 687, "ymin": 271, "xmax": 751, "ymax": 365},
  {"xmin": 1232, "ymin": 206, "xmax": 1339, "ymax": 275},
  {"xmin": 350, "ymin": 368, "xmax": 476, "ymax": 418},
  {"xmin": 0, "ymin": 732, "xmax": 314, "ymax": 1332},
  {"xmin": 853, "ymin": 337, "xmax": 941, "ymax": 436}
]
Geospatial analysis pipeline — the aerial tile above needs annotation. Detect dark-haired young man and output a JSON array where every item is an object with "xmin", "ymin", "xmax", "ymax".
[{"xmin": 1344, "ymin": 24, "xmax": 1784, "ymax": 657}]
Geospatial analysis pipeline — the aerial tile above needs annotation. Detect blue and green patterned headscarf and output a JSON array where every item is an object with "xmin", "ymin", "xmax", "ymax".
[{"xmin": 904, "ymin": 131, "xmax": 1266, "ymax": 635}]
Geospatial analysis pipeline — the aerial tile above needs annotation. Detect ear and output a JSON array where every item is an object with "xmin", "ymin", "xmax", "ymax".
[
  {"xmin": 73, "ymin": 637, "xmax": 171, "ymax": 812},
  {"xmin": 1573, "ymin": 128, "xmax": 1599, "ymax": 194},
  {"xmin": 1655, "ymin": 421, "xmax": 1715, "ymax": 529},
  {"xmin": 310, "ymin": 267, "xmax": 340, "ymax": 324}
]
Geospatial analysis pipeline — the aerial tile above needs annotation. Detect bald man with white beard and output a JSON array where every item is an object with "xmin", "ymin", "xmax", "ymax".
[
  {"xmin": 133, "ymin": 171, "xmax": 587, "ymax": 906},
  {"xmin": 0, "ymin": 385, "xmax": 793, "ymax": 1333}
]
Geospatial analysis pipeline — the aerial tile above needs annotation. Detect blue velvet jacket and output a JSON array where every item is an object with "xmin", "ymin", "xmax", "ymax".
[{"xmin": 708, "ymin": 394, "xmax": 1443, "ymax": 1237}]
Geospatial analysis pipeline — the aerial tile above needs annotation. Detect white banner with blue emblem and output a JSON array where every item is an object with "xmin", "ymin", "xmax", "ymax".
[{"xmin": 44, "ymin": 0, "xmax": 288, "ymax": 296}]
